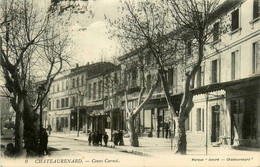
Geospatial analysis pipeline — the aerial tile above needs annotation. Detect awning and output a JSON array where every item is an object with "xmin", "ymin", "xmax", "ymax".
[
  {"xmin": 104, "ymin": 108, "xmax": 120, "ymax": 113},
  {"xmin": 49, "ymin": 109, "xmax": 71, "ymax": 116},
  {"xmin": 71, "ymin": 104, "xmax": 103, "ymax": 112},
  {"xmin": 144, "ymin": 75, "xmax": 260, "ymax": 109},
  {"xmin": 191, "ymin": 75, "xmax": 260, "ymax": 95},
  {"xmin": 89, "ymin": 110, "xmax": 106, "ymax": 116},
  {"xmin": 144, "ymin": 93, "xmax": 182, "ymax": 110}
]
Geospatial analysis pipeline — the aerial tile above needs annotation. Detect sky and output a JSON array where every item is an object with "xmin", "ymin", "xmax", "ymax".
[
  {"xmin": 65, "ymin": 0, "xmax": 227, "ymax": 66},
  {"xmin": 67, "ymin": 0, "xmax": 122, "ymax": 66}
]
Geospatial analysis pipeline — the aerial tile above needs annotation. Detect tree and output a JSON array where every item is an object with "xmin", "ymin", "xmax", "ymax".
[
  {"xmin": 166, "ymin": 0, "xmax": 225, "ymax": 154},
  {"xmin": 123, "ymin": 52, "xmax": 163, "ymax": 147},
  {"xmin": 106, "ymin": 0, "xmax": 176, "ymax": 147},
  {"xmin": 107, "ymin": 0, "xmax": 224, "ymax": 153},
  {"xmin": 0, "ymin": 0, "xmax": 72, "ymax": 156},
  {"xmin": 0, "ymin": 97, "xmax": 15, "ymax": 131}
]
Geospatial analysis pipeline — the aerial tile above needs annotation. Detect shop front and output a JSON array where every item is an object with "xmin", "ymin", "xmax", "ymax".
[
  {"xmin": 70, "ymin": 107, "xmax": 88, "ymax": 132},
  {"xmin": 89, "ymin": 109, "xmax": 106, "ymax": 133},
  {"xmin": 226, "ymin": 81, "xmax": 260, "ymax": 147},
  {"xmin": 139, "ymin": 94, "xmax": 181, "ymax": 138},
  {"xmin": 48, "ymin": 109, "xmax": 71, "ymax": 133},
  {"xmin": 104, "ymin": 108, "xmax": 125, "ymax": 140}
]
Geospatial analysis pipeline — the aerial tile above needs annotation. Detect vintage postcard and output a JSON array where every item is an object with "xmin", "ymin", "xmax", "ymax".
[{"xmin": 1, "ymin": 0, "xmax": 260, "ymax": 167}]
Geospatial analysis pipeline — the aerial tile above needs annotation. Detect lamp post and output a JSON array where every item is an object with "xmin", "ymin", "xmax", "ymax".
[{"xmin": 38, "ymin": 84, "xmax": 46, "ymax": 155}]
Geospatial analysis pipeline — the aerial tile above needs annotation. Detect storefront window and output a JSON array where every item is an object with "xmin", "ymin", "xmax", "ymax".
[
  {"xmin": 65, "ymin": 117, "xmax": 68, "ymax": 128},
  {"xmin": 243, "ymin": 97, "xmax": 257, "ymax": 139},
  {"xmin": 231, "ymin": 97, "xmax": 256, "ymax": 140}
]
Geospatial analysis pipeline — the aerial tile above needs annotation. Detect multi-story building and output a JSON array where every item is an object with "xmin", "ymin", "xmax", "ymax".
[
  {"xmin": 188, "ymin": 0, "xmax": 260, "ymax": 146},
  {"xmin": 46, "ymin": 0, "xmax": 259, "ymax": 148},
  {"xmin": 48, "ymin": 69, "xmax": 71, "ymax": 133},
  {"xmin": 118, "ymin": 52, "xmax": 183, "ymax": 138},
  {"xmin": 87, "ymin": 65, "xmax": 121, "ymax": 139},
  {"xmin": 47, "ymin": 62, "xmax": 118, "ymax": 133},
  {"xmin": 117, "ymin": 0, "xmax": 260, "ymax": 148}
]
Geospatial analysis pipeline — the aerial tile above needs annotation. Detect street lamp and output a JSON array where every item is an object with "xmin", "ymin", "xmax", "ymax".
[{"xmin": 38, "ymin": 84, "xmax": 46, "ymax": 155}]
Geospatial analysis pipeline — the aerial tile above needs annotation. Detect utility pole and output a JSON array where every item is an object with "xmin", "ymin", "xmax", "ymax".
[
  {"xmin": 77, "ymin": 102, "xmax": 80, "ymax": 137},
  {"xmin": 77, "ymin": 92, "xmax": 84, "ymax": 137},
  {"xmin": 205, "ymin": 93, "xmax": 209, "ymax": 156}
]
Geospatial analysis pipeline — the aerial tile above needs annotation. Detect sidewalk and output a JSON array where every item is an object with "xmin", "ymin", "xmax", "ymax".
[{"xmin": 50, "ymin": 132, "xmax": 260, "ymax": 157}]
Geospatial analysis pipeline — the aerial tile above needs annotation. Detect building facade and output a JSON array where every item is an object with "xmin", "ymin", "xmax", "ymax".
[
  {"xmin": 46, "ymin": 0, "xmax": 259, "ymax": 147},
  {"xmin": 47, "ymin": 62, "xmax": 118, "ymax": 133},
  {"xmin": 185, "ymin": 0, "xmax": 260, "ymax": 146},
  {"xmin": 116, "ymin": 0, "xmax": 260, "ymax": 147},
  {"xmin": 48, "ymin": 70, "xmax": 71, "ymax": 133}
]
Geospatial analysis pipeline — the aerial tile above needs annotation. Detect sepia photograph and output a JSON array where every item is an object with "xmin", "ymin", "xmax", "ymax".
[{"xmin": 0, "ymin": 0, "xmax": 259, "ymax": 166}]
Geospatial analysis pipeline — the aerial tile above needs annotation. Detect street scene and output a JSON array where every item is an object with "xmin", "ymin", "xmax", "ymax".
[{"xmin": 0, "ymin": 0, "xmax": 260, "ymax": 167}]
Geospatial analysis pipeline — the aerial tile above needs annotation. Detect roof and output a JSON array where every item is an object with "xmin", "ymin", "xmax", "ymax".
[
  {"xmin": 70, "ymin": 62, "xmax": 118, "ymax": 77},
  {"xmin": 86, "ymin": 64, "xmax": 121, "ymax": 81},
  {"xmin": 210, "ymin": 0, "xmax": 246, "ymax": 22}
]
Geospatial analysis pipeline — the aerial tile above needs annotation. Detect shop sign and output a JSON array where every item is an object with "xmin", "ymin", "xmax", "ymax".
[{"xmin": 228, "ymin": 86, "xmax": 257, "ymax": 98}]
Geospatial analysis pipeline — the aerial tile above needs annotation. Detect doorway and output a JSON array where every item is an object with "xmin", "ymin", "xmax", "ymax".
[
  {"xmin": 157, "ymin": 108, "xmax": 165, "ymax": 138},
  {"xmin": 211, "ymin": 105, "xmax": 220, "ymax": 142}
]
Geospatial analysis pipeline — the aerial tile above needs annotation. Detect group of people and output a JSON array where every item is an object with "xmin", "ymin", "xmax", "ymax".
[
  {"xmin": 88, "ymin": 131, "xmax": 109, "ymax": 147},
  {"xmin": 88, "ymin": 130, "xmax": 124, "ymax": 147},
  {"xmin": 3, "ymin": 126, "xmax": 50, "ymax": 158},
  {"xmin": 112, "ymin": 130, "xmax": 124, "ymax": 146}
]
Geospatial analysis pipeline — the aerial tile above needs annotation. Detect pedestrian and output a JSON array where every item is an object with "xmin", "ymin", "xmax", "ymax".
[
  {"xmin": 88, "ymin": 132, "xmax": 92, "ymax": 146},
  {"xmin": 92, "ymin": 132, "xmax": 97, "ymax": 146},
  {"xmin": 97, "ymin": 131, "xmax": 102, "ymax": 146},
  {"xmin": 118, "ymin": 130, "xmax": 124, "ymax": 146},
  {"xmin": 113, "ymin": 131, "xmax": 119, "ymax": 146},
  {"xmin": 47, "ymin": 125, "xmax": 52, "ymax": 135},
  {"xmin": 40, "ymin": 128, "xmax": 48, "ymax": 155},
  {"xmin": 103, "ymin": 132, "xmax": 108, "ymax": 147},
  {"xmin": 165, "ymin": 122, "xmax": 169, "ymax": 139},
  {"xmin": 4, "ymin": 143, "xmax": 15, "ymax": 157}
]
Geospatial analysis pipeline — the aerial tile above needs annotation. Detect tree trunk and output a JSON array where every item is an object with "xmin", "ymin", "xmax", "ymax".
[
  {"xmin": 8, "ymin": 117, "xmax": 12, "ymax": 129},
  {"xmin": 128, "ymin": 115, "xmax": 139, "ymax": 147},
  {"xmin": 14, "ymin": 111, "xmax": 24, "ymax": 156},
  {"xmin": 173, "ymin": 117, "xmax": 187, "ymax": 154},
  {"xmin": 23, "ymin": 95, "xmax": 40, "ymax": 157}
]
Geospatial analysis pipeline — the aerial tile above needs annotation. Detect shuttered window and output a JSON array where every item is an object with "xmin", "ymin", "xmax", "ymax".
[
  {"xmin": 253, "ymin": 0, "xmax": 259, "ymax": 19},
  {"xmin": 231, "ymin": 9, "xmax": 239, "ymax": 31}
]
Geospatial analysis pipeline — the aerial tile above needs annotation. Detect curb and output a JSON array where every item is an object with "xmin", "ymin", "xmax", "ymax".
[{"xmin": 50, "ymin": 135, "xmax": 151, "ymax": 157}]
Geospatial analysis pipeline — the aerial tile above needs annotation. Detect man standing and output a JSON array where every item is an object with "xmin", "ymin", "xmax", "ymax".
[
  {"xmin": 88, "ymin": 131, "xmax": 92, "ymax": 145},
  {"xmin": 103, "ymin": 132, "xmax": 108, "ymax": 147},
  {"xmin": 47, "ymin": 125, "xmax": 52, "ymax": 135},
  {"xmin": 40, "ymin": 128, "xmax": 48, "ymax": 155},
  {"xmin": 165, "ymin": 122, "xmax": 169, "ymax": 139}
]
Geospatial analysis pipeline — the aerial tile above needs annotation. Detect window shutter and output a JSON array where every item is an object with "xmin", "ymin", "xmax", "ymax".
[
  {"xmin": 218, "ymin": 58, "xmax": 221, "ymax": 83},
  {"xmin": 256, "ymin": 42, "xmax": 259, "ymax": 73},
  {"xmin": 231, "ymin": 9, "xmax": 239, "ymax": 31},
  {"xmin": 202, "ymin": 109, "xmax": 204, "ymax": 132},
  {"xmin": 253, "ymin": 0, "xmax": 259, "ymax": 19}
]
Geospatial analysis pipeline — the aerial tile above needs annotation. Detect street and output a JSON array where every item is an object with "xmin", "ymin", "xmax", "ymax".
[
  {"xmin": 1, "ymin": 136, "xmax": 260, "ymax": 167},
  {"xmin": 45, "ymin": 136, "xmax": 153, "ymax": 166},
  {"xmin": 48, "ymin": 136, "xmax": 141, "ymax": 158}
]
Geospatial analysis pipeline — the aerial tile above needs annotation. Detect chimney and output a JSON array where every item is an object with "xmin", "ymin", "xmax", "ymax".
[
  {"xmin": 76, "ymin": 63, "xmax": 79, "ymax": 68},
  {"xmin": 87, "ymin": 62, "xmax": 90, "ymax": 65}
]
